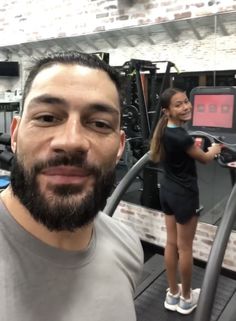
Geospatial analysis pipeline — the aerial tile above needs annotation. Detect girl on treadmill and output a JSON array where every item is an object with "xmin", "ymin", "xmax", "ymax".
[{"xmin": 150, "ymin": 87, "xmax": 222, "ymax": 315}]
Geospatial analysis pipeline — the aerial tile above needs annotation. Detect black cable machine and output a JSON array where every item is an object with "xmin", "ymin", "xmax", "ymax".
[{"xmin": 117, "ymin": 59, "xmax": 178, "ymax": 209}]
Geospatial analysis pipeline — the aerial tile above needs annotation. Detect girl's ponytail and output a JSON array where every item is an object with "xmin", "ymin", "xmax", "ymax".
[{"xmin": 149, "ymin": 114, "xmax": 168, "ymax": 163}]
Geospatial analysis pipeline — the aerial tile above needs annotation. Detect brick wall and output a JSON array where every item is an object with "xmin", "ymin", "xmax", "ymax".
[
  {"xmin": 0, "ymin": 0, "xmax": 235, "ymax": 46},
  {"xmin": 0, "ymin": 1, "xmax": 235, "ymax": 75},
  {"xmin": 114, "ymin": 201, "xmax": 236, "ymax": 272}
]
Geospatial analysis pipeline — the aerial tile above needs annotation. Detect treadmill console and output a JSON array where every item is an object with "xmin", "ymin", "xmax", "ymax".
[
  {"xmin": 189, "ymin": 86, "xmax": 236, "ymax": 136},
  {"xmin": 188, "ymin": 86, "xmax": 236, "ymax": 168}
]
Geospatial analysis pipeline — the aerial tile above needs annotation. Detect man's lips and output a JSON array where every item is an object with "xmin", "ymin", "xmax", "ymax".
[{"xmin": 40, "ymin": 166, "xmax": 91, "ymax": 184}]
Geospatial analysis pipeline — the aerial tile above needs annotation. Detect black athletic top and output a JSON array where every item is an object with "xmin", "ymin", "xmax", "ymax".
[{"xmin": 161, "ymin": 126, "xmax": 198, "ymax": 194}]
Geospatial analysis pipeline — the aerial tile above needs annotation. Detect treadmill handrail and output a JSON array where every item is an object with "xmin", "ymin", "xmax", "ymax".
[
  {"xmin": 104, "ymin": 152, "xmax": 150, "ymax": 216},
  {"xmin": 194, "ymin": 183, "xmax": 236, "ymax": 321}
]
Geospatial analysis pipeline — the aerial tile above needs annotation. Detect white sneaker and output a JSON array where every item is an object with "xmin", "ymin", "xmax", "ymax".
[
  {"xmin": 164, "ymin": 284, "xmax": 182, "ymax": 311},
  {"xmin": 177, "ymin": 288, "xmax": 201, "ymax": 315}
]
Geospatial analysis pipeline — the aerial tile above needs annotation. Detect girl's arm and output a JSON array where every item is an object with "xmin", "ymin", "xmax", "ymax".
[{"xmin": 187, "ymin": 143, "xmax": 222, "ymax": 164}]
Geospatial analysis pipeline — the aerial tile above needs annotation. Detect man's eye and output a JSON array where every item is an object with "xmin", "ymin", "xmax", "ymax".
[
  {"xmin": 94, "ymin": 121, "xmax": 110, "ymax": 128},
  {"xmin": 88, "ymin": 120, "xmax": 113, "ymax": 132},
  {"xmin": 35, "ymin": 115, "xmax": 60, "ymax": 123}
]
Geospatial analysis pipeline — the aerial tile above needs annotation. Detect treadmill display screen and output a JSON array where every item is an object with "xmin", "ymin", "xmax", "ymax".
[{"xmin": 192, "ymin": 94, "xmax": 234, "ymax": 129}]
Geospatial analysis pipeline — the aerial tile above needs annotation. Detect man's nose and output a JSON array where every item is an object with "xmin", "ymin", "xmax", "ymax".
[{"xmin": 50, "ymin": 118, "xmax": 90, "ymax": 152}]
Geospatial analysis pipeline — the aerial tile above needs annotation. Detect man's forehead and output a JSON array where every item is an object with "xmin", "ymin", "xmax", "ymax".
[
  {"xmin": 31, "ymin": 64, "xmax": 98, "ymax": 86},
  {"xmin": 23, "ymin": 65, "xmax": 120, "ymax": 113}
]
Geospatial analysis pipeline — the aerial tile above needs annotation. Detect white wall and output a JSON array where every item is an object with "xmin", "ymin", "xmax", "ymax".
[
  {"xmin": 0, "ymin": 1, "xmax": 236, "ymax": 105},
  {"xmin": 0, "ymin": 0, "xmax": 235, "ymax": 46}
]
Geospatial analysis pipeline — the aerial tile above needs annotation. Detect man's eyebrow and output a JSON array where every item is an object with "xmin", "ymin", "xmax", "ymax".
[
  {"xmin": 27, "ymin": 94, "xmax": 120, "ymax": 116},
  {"xmin": 88, "ymin": 103, "xmax": 120, "ymax": 117},
  {"xmin": 27, "ymin": 94, "xmax": 68, "ymax": 108}
]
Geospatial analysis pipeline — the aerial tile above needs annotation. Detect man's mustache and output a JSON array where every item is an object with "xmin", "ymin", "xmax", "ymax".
[{"xmin": 20, "ymin": 152, "xmax": 101, "ymax": 177}]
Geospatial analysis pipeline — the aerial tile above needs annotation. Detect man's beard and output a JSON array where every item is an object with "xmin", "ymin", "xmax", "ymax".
[{"xmin": 10, "ymin": 152, "xmax": 115, "ymax": 232}]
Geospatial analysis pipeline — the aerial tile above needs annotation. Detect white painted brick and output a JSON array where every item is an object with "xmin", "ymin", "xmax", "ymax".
[
  {"xmin": 113, "ymin": 200, "xmax": 236, "ymax": 272},
  {"xmin": 0, "ymin": 0, "xmax": 235, "ymax": 46}
]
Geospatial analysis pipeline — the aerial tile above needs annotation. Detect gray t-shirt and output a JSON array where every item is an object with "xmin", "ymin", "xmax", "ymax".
[{"xmin": 0, "ymin": 199, "xmax": 143, "ymax": 321}]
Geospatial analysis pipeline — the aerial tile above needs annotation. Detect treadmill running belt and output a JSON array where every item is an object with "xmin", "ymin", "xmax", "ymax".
[{"xmin": 135, "ymin": 254, "xmax": 236, "ymax": 321}]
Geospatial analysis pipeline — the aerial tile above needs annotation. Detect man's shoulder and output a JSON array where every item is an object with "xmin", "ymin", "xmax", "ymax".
[
  {"xmin": 95, "ymin": 212, "xmax": 143, "ymax": 260},
  {"xmin": 96, "ymin": 212, "xmax": 140, "ymax": 243},
  {"xmin": 95, "ymin": 212, "xmax": 144, "ymax": 289}
]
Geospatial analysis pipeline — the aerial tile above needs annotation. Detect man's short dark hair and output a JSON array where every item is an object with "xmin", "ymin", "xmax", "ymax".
[{"xmin": 22, "ymin": 50, "xmax": 123, "ymax": 110}]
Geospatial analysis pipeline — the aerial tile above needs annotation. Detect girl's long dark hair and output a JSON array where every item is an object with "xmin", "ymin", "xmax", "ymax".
[
  {"xmin": 150, "ymin": 114, "xmax": 168, "ymax": 163},
  {"xmin": 150, "ymin": 87, "xmax": 185, "ymax": 163}
]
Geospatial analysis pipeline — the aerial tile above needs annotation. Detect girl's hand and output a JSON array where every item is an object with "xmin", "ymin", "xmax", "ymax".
[{"xmin": 208, "ymin": 143, "xmax": 222, "ymax": 155}]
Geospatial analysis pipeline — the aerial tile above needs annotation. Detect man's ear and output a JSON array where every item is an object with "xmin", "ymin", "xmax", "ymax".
[
  {"xmin": 116, "ymin": 130, "xmax": 126, "ymax": 164},
  {"xmin": 11, "ymin": 116, "xmax": 21, "ymax": 153}
]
